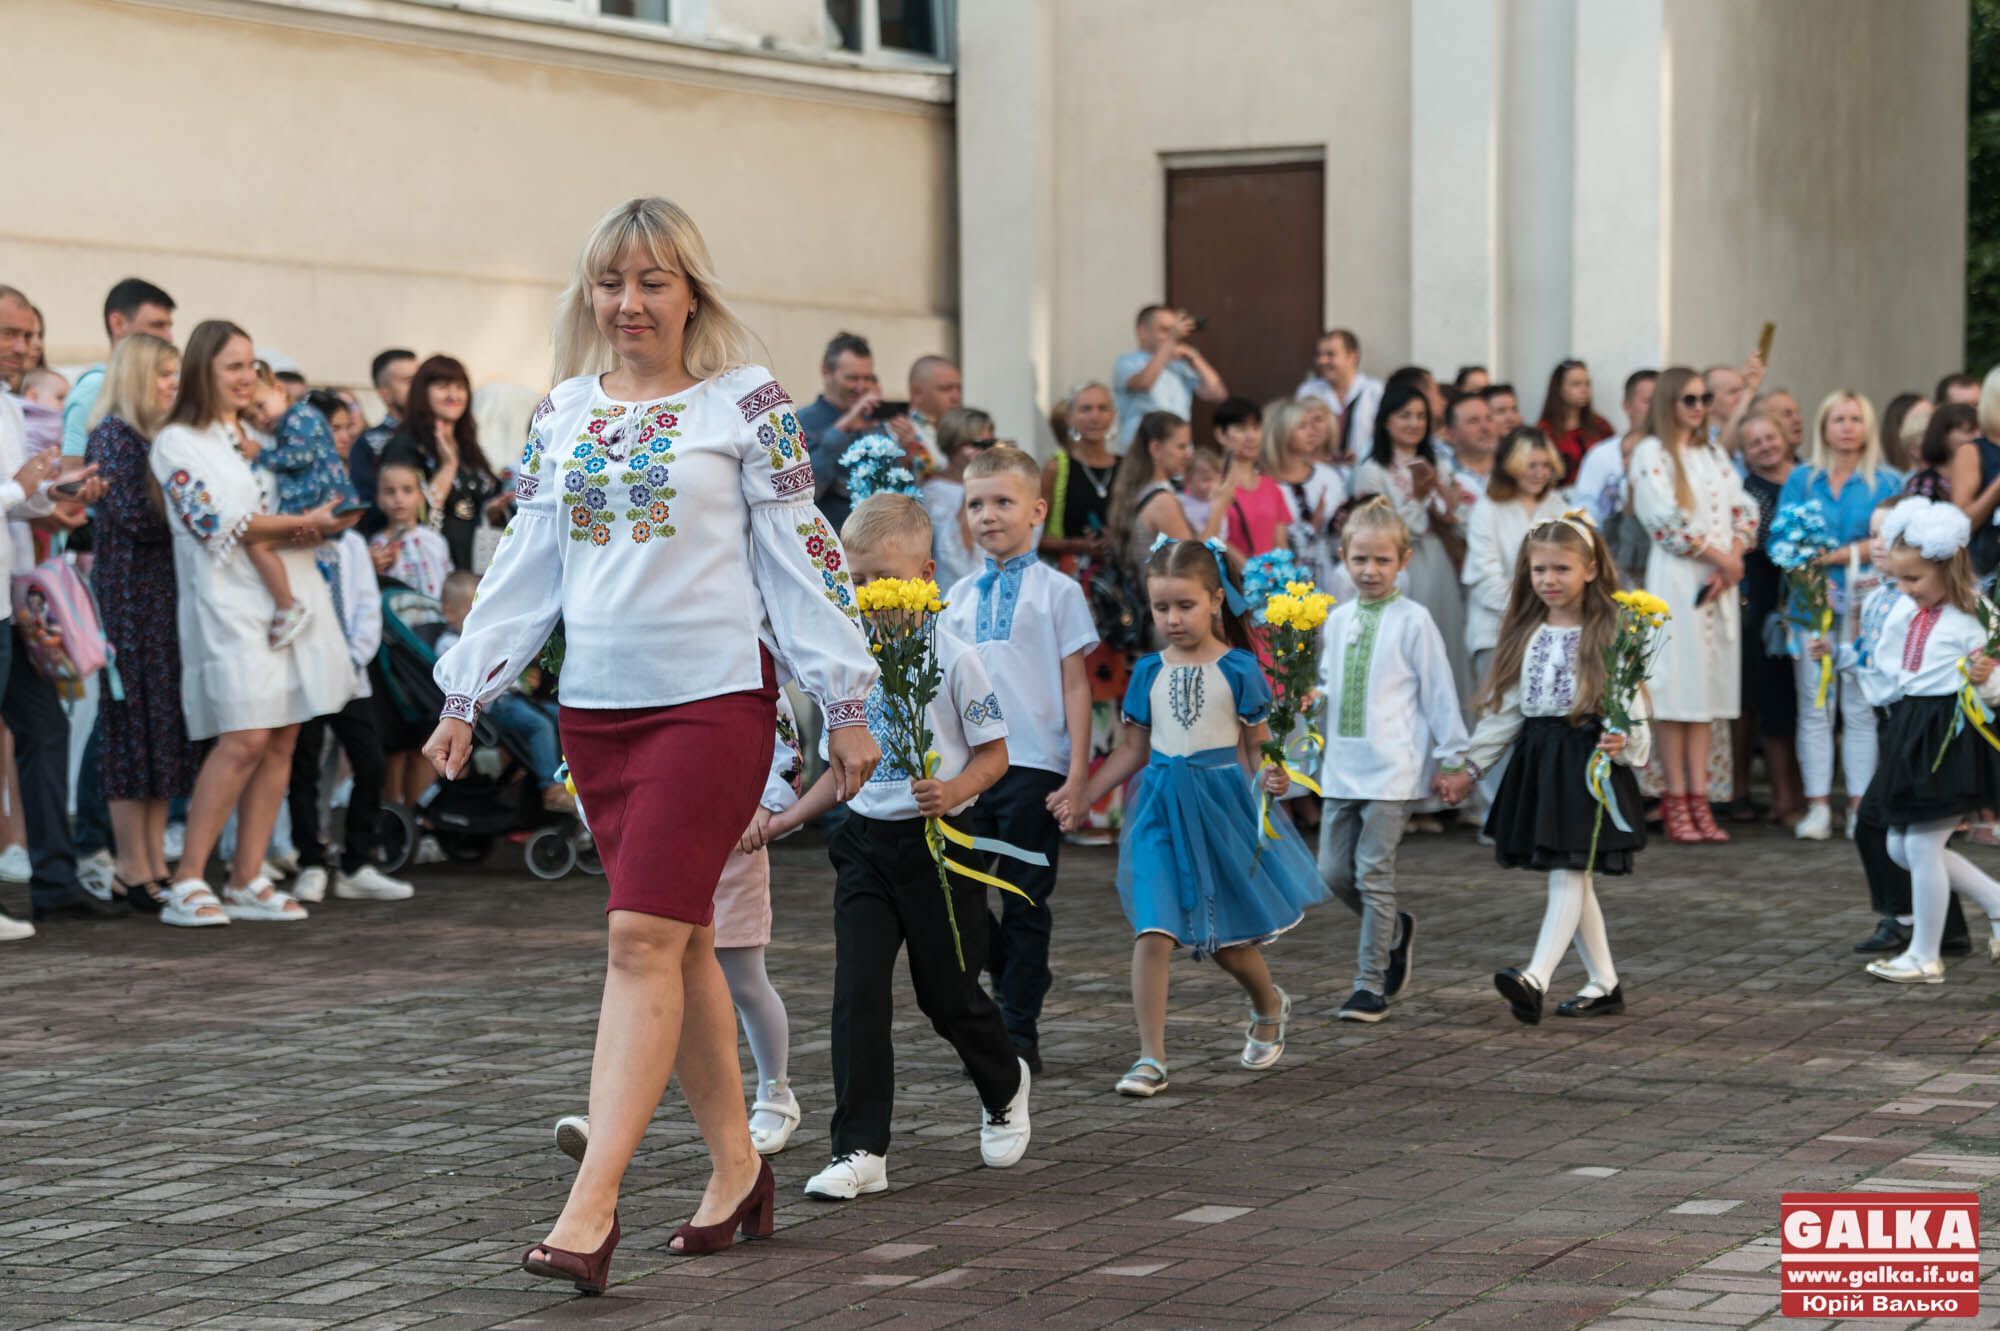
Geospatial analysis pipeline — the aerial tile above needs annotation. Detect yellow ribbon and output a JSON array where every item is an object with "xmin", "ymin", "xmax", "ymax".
[
  {"xmin": 1257, "ymin": 731, "xmax": 1325, "ymax": 842},
  {"xmin": 1931, "ymin": 659, "xmax": 2000, "ymax": 774},
  {"xmin": 1814, "ymin": 607, "xmax": 1833, "ymax": 709},
  {"xmin": 922, "ymin": 752, "xmax": 1043, "ymax": 904}
]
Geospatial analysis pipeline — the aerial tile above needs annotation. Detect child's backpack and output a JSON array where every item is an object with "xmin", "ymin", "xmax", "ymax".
[{"xmin": 11, "ymin": 536, "xmax": 120, "ymax": 703}]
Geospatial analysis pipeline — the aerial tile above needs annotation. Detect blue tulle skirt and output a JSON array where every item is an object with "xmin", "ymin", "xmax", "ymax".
[{"xmin": 1117, "ymin": 747, "xmax": 1330, "ymax": 957}]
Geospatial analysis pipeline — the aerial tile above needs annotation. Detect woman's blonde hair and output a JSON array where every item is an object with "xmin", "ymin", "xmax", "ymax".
[
  {"xmin": 1810, "ymin": 390, "xmax": 1881, "ymax": 481},
  {"xmin": 1642, "ymin": 366, "xmax": 1703, "ymax": 510},
  {"xmin": 89, "ymin": 332, "xmax": 178, "ymax": 439},
  {"xmin": 1473, "ymin": 516, "xmax": 1623, "ymax": 722},
  {"xmin": 1256, "ymin": 396, "xmax": 1317, "ymax": 475},
  {"xmin": 1978, "ymin": 366, "xmax": 2000, "ymax": 442},
  {"xmin": 551, "ymin": 197, "xmax": 761, "ymax": 384},
  {"xmin": 1484, "ymin": 427, "xmax": 1564, "ymax": 503}
]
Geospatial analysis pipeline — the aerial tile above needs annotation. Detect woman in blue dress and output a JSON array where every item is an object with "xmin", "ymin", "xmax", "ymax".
[{"xmin": 1065, "ymin": 538, "xmax": 1327, "ymax": 1099}]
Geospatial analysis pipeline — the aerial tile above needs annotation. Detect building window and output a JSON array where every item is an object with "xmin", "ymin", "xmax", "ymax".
[
  {"xmin": 599, "ymin": 0, "xmax": 671, "ymax": 21},
  {"xmin": 825, "ymin": 0, "xmax": 951, "ymax": 60}
]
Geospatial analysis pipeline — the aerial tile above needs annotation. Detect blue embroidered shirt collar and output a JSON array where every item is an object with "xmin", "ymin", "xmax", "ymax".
[{"xmin": 975, "ymin": 551, "xmax": 1038, "ymax": 643}]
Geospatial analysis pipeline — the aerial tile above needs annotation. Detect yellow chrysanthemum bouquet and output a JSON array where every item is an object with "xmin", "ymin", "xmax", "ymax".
[
  {"xmin": 1252, "ymin": 580, "xmax": 1336, "ymax": 836},
  {"xmin": 1587, "ymin": 589, "xmax": 1672, "ymax": 867},
  {"xmin": 853, "ymin": 576, "xmax": 1037, "ymax": 968}
]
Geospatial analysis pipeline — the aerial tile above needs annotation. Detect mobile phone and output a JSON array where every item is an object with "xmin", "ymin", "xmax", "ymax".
[
  {"xmin": 45, "ymin": 478, "xmax": 89, "ymax": 502},
  {"xmin": 873, "ymin": 399, "xmax": 910, "ymax": 421},
  {"xmin": 333, "ymin": 499, "xmax": 368, "ymax": 516},
  {"xmin": 1757, "ymin": 321, "xmax": 1776, "ymax": 364},
  {"xmin": 1695, "ymin": 580, "xmax": 1721, "ymax": 607}
]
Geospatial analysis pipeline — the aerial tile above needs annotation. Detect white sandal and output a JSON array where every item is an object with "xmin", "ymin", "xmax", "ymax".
[
  {"xmin": 749, "ymin": 1085, "xmax": 802, "ymax": 1156},
  {"xmin": 160, "ymin": 879, "xmax": 230, "ymax": 929},
  {"xmin": 220, "ymin": 878, "xmax": 308, "ymax": 922}
]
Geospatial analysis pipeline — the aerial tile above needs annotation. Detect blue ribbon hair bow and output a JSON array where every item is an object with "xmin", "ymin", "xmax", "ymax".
[{"xmin": 1202, "ymin": 537, "xmax": 1252, "ymax": 615}]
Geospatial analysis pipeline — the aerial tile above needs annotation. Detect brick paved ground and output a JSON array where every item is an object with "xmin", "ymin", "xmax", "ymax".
[{"xmin": 3, "ymin": 822, "xmax": 1999, "ymax": 1330}]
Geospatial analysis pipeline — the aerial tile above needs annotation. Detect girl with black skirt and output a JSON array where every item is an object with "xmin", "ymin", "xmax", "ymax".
[
  {"xmin": 1438, "ymin": 513, "xmax": 1647, "ymax": 1024},
  {"xmin": 1856, "ymin": 498, "xmax": 2000, "ymax": 984}
]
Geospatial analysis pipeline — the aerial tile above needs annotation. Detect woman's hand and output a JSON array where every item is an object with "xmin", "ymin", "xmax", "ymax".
[
  {"xmin": 826, "ymin": 725, "xmax": 881, "ymax": 801},
  {"xmin": 434, "ymin": 420, "xmax": 459, "ymax": 464},
  {"xmin": 12, "ymin": 451, "xmax": 55, "ymax": 492},
  {"xmin": 1706, "ymin": 546, "xmax": 1744, "ymax": 585},
  {"xmin": 1408, "ymin": 459, "xmax": 1437, "ymax": 499},
  {"xmin": 484, "ymin": 494, "xmax": 514, "ymax": 524},
  {"xmin": 1970, "ymin": 650, "xmax": 1995, "ymax": 686},
  {"xmin": 1597, "ymin": 732, "xmax": 1627, "ymax": 757},
  {"xmin": 306, "ymin": 500, "xmax": 350, "ymax": 538},
  {"xmin": 423, "ymin": 718, "xmax": 474, "ymax": 780},
  {"xmin": 370, "ymin": 541, "xmax": 395, "ymax": 573}
]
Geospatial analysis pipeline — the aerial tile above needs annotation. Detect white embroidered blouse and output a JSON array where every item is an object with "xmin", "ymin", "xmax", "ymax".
[
  {"xmin": 1464, "ymin": 624, "xmax": 1654, "ymax": 774},
  {"xmin": 1858, "ymin": 598, "xmax": 2000, "ymax": 707},
  {"xmin": 434, "ymin": 366, "xmax": 877, "ymax": 727}
]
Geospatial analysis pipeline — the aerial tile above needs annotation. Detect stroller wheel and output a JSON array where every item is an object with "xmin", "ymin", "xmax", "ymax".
[
  {"xmin": 525, "ymin": 828, "xmax": 577, "ymax": 880},
  {"xmin": 575, "ymin": 836, "xmax": 603, "ymax": 877},
  {"xmin": 376, "ymin": 804, "xmax": 417, "ymax": 875},
  {"xmin": 441, "ymin": 832, "xmax": 493, "ymax": 865}
]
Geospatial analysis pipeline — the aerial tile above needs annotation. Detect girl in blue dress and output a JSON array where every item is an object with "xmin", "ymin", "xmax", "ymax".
[{"xmin": 1064, "ymin": 537, "xmax": 1327, "ymax": 1098}]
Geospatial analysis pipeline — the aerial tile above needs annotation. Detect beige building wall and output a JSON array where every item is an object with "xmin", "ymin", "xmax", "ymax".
[
  {"xmin": 1663, "ymin": 0, "xmax": 1967, "ymax": 416},
  {"xmin": 1, "ymin": 0, "xmax": 957, "ymax": 417},
  {"xmin": 1042, "ymin": 0, "xmax": 1412, "ymax": 408}
]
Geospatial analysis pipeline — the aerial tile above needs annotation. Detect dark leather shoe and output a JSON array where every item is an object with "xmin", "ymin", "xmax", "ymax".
[
  {"xmin": 1853, "ymin": 918, "xmax": 1911, "ymax": 954},
  {"xmin": 1941, "ymin": 932, "xmax": 1974, "ymax": 957},
  {"xmin": 1556, "ymin": 984, "xmax": 1625, "ymax": 1017},
  {"xmin": 32, "ymin": 894, "xmax": 132, "ymax": 922},
  {"xmin": 1493, "ymin": 968, "xmax": 1543, "ymax": 1025},
  {"xmin": 1384, "ymin": 911, "xmax": 1417, "ymax": 1000}
]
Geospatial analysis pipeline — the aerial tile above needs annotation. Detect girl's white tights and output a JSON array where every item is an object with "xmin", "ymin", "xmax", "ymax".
[
  {"xmin": 1524, "ymin": 869, "xmax": 1618, "ymax": 997},
  {"xmin": 1885, "ymin": 820, "xmax": 2000, "ymax": 965}
]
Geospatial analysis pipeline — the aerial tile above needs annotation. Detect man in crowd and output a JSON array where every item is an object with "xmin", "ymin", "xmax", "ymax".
[
  {"xmin": 1574, "ymin": 369, "xmax": 1657, "ymax": 523},
  {"xmin": 351, "ymin": 348, "xmax": 416, "ymax": 531},
  {"xmin": 1482, "ymin": 381, "xmax": 1523, "ymax": 437},
  {"xmin": 1937, "ymin": 373, "xmax": 1981, "ymax": 406},
  {"xmin": 1298, "ymin": 328, "xmax": 1383, "ymax": 461},
  {"xmin": 1115, "ymin": 305, "xmax": 1226, "ymax": 446},
  {"xmin": 902, "ymin": 354, "xmax": 962, "ymax": 472},
  {"xmin": 796, "ymin": 331, "xmax": 881, "ymax": 531},
  {"xmin": 0, "ymin": 286, "xmax": 120, "ymax": 934},
  {"xmin": 1440, "ymin": 391, "xmax": 1498, "ymax": 496},
  {"xmin": 1453, "ymin": 365, "xmax": 1490, "ymax": 395},
  {"xmin": 60, "ymin": 278, "xmax": 176, "ymax": 463},
  {"xmin": 1704, "ymin": 353, "xmax": 1764, "ymax": 452}
]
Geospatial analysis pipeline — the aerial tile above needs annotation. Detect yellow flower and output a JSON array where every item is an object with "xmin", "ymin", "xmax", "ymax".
[
  {"xmin": 1284, "ymin": 580, "xmax": 1316, "ymax": 599},
  {"xmin": 1613, "ymin": 589, "xmax": 1671, "ymax": 620}
]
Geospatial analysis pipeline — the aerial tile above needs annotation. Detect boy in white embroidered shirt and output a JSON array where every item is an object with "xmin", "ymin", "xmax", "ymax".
[
  {"xmin": 757, "ymin": 494, "xmax": 1030, "ymax": 1202},
  {"xmin": 939, "ymin": 444, "xmax": 1098, "ymax": 1074}
]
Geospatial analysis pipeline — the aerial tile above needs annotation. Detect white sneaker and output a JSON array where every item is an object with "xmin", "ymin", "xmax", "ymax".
[
  {"xmin": 0, "ymin": 910, "xmax": 34, "ymax": 941},
  {"xmin": 979, "ymin": 1059, "xmax": 1032, "ymax": 1168},
  {"xmin": 554, "ymin": 1114, "xmax": 589, "ymax": 1163},
  {"xmin": 162, "ymin": 823, "xmax": 186, "ymax": 860},
  {"xmin": 804, "ymin": 1150, "xmax": 888, "ymax": 1200},
  {"xmin": 334, "ymin": 865, "xmax": 415, "ymax": 901},
  {"xmin": 412, "ymin": 835, "xmax": 446, "ymax": 866},
  {"xmin": 263, "ymin": 853, "xmax": 297, "ymax": 882},
  {"xmin": 77, "ymin": 849, "xmax": 116, "ymax": 900},
  {"xmin": 291, "ymin": 867, "xmax": 328, "ymax": 904},
  {"xmin": 1794, "ymin": 804, "xmax": 1833, "ymax": 841},
  {"xmin": 0, "ymin": 844, "xmax": 31, "ymax": 883}
]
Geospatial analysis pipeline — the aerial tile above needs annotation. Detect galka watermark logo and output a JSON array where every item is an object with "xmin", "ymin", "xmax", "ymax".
[{"xmin": 1781, "ymin": 1192, "xmax": 1980, "ymax": 1318}]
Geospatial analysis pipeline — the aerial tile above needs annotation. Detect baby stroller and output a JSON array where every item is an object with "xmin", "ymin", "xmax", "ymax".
[{"xmin": 374, "ymin": 585, "xmax": 598, "ymax": 880}]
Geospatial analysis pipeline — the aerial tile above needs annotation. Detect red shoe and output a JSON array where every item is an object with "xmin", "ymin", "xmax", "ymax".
[
  {"xmin": 1689, "ymin": 794, "xmax": 1730, "ymax": 843},
  {"xmin": 1662, "ymin": 794, "xmax": 1703, "ymax": 844},
  {"xmin": 522, "ymin": 1211, "xmax": 619, "ymax": 1295},
  {"xmin": 670, "ymin": 1159, "xmax": 775, "ymax": 1255}
]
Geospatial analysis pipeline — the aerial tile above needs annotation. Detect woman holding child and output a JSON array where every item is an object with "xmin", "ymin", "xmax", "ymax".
[{"xmin": 425, "ymin": 197, "xmax": 879, "ymax": 1292}]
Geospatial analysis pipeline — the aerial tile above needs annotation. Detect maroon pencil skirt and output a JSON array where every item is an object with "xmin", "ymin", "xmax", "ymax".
[{"xmin": 558, "ymin": 653, "xmax": 779, "ymax": 924}]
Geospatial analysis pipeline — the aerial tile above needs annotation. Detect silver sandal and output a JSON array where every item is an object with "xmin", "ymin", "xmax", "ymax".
[{"xmin": 1241, "ymin": 986, "xmax": 1292, "ymax": 1070}]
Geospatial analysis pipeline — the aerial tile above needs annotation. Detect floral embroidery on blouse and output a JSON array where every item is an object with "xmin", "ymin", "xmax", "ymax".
[
  {"xmin": 164, "ymin": 467, "xmax": 251, "ymax": 559},
  {"xmin": 562, "ymin": 402, "xmax": 683, "ymax": 546},
  {"xmin": 1167, "ymin": 664, "xmax": 1205, "ymax": 731},
  {"xmin": 516, "ymin": 396, "xmax": 554, "ymax": 501},
  {"xmin": 963, "ymin": 691, "xmax": 1004, "ymax": 727},
  {"xmin": 795, "ymin": 515, "xmax": 856, "ymax": 613},
  {"xmin": 775, "ymin": 710, "xmax": 805, "ymax": 793},
  {"xmin": 1523, "ymin": 626, "xmax": 1580, "ymax": 714}
]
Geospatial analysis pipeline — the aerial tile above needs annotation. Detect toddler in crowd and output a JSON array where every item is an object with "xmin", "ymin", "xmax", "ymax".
[
  {"xmin": 1315, "ymin": 498, "xmax": 1469, "ymax": 1023},
  {"xmin": 1178, "ymin": 443, "xmax": 1224, "ymax": 538},
  {"xmin": 244, "ymin": 365, "xmax": 360, "ymax": 648},
  {"xmin": 759, "ymin": 494, "xmax": 1030, "ymax": 1201},
  {"xmin": 370, "ymin": 460, "xmax": 452, "ymax": 599},
  {"xmin": 438, "ymin": 571, "xmax": 571, "ymax": 813},
  {"xmin": 940, "ymin": 443, "xmax": 1098, "ymax": 1073}
]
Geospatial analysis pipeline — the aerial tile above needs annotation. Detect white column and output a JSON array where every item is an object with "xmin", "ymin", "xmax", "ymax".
[
  {"xmin": 955, "ymin": 0, "xmax": 1055, "ymax": 455},
  {"xmin": 1570, "ymin": 0, "xmax": 1665, "ymax": 390},
  {"xmin": 1409, "ymin": 0, "xmax": 1500, "ymax": 377},
  {"xmin": 1498, "ymin": 0, "xmax": 1578, "ymax": 391}
]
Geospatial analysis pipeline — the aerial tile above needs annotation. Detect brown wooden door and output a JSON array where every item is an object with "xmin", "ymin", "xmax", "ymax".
[{"xmin": 1165, "ymin": 161, "xmax": 1325, "ymax": 447}]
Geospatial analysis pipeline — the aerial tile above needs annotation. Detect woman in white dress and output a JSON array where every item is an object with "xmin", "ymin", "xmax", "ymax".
[
  {"xmin": 1628, "ymin": 366, "xmax": 1757, "ymax": 845},
  {"xmin": 1352, "ymin": 380, "xmax": 1472, "ymax": 704},
  {"xmin": 1462, "ymin": 428, "xmax": 1566, "ymax": 683},
  {"xmin": 151, "ymin": 321, "xmax": 355, "ymax": 927}
]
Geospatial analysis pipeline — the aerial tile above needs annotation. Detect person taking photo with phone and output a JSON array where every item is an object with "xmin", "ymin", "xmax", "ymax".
[{"xmin": 1114, "ymin": 304, "xmax": 1226, "ymax": 448}]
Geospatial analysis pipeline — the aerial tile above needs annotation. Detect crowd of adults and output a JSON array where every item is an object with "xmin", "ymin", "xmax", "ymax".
[{"xmin": 3, "ymin": 272, "xmax": 1998, "ymax": 940}]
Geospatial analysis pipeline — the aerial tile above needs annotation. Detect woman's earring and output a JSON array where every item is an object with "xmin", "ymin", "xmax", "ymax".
[{"xmin": 1068, "ymin": 427, "xmax": 1081, "ymax": 444}]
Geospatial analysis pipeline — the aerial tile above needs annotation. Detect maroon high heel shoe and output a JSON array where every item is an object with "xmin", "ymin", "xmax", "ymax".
[
  {"xmin": 670, "ymin": 1159, "xmax": 776, "ymax": 1255},
  {"xmin": 522, "ymin": 1211, "xmax": 620, "ymax": 1295}
]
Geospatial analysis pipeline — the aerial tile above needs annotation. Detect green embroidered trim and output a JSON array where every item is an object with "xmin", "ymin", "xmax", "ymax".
[{"xmin": 1337, "ymin": 598, "xmax": 1393, "ymax": 739}]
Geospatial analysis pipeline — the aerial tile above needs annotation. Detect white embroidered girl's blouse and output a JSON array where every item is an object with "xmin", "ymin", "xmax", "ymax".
[
  {"xmin": 1861, "ymin": 598, "xmax": 2000, "ymax": 705},
  {"xmin": 434, "ymin": 366, "xmax": 877, "ymax": 726},
  {"xmin": 1463, "ymin": 624, "xmax": 1653, "ymax": 774}
]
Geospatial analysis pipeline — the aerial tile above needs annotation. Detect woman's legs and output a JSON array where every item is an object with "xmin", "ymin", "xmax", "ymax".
[
  {"xmin": 108, "ymin": 799, "xmax": 153, "ymax": 887},
  {"xmin": 1794, "ymin": 655, "xmax": 1834, "ymax": 807},
  {"xmin": 228, "ymin": 725, "xmax": 300, "ymax": 890},
  {"xmin": 535, "ymin": 912, "xmax": 758, "ymax": 1256},
  {"xmin": 1132, "ymin": 934, "xmax": 1173, "ymax": 1065},
  {"xmin": 146, "ymin": 799, "xmax": 171, "ymax": 881},
  {"xmin": 1762, "ymin": 732, "xmax": 1805, "ymax": 822},
  {"xmin": 1658, "ymin": 722, "xmax": 1690, "ymax": 795},
  {"xmin": 1683, "ymin": 719, "xmax": 1713, "ymax": 799},
  {"xmin": 1213, "ymin": 943, "xmax": 1282, "ymax": 1041},
  {"xmin": 177, "ymin": 730, "xmax": 274, "ymax": 882},
  {"xmin": 716, "ymin": 944, "xmax": 794, "ymax": 1132}
]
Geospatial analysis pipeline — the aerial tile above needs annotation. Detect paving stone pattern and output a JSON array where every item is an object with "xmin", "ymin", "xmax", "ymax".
[{"xmin": 3, "ymin": 824, "xmax": 1999, "ymax": 1329}]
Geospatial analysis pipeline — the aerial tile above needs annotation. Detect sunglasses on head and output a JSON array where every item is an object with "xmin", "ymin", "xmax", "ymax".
[{"xmin": 1680, "ymin": 391, "xmax": 1715, "ymax": 408}]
